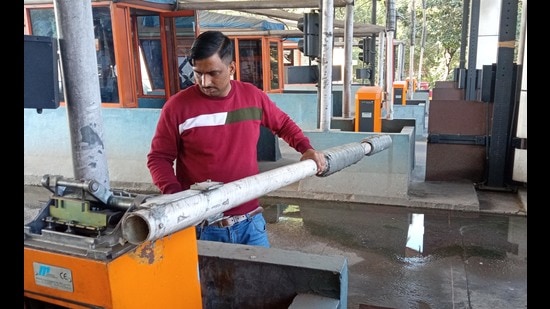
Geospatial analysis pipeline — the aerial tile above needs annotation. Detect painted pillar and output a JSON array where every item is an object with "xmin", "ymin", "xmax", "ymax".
[{"xmin": 54, "ymin": 0, "xmax": 110, "ymax": 189}]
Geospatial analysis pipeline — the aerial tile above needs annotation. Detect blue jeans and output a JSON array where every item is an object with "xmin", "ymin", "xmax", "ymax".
[{"xmin": 196, "ymin": 213, "xmax": 270, "ymax": 248}]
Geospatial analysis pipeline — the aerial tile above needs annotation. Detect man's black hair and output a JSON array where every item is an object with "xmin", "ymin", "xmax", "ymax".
[{"xmin": 189, "ymin": 31, "xmax": 233, "ymax": 65}]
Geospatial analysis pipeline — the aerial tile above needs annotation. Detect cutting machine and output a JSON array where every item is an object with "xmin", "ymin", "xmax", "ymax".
[{"xmin": 23, "ymin": 175, "xmax": 203, "ymax": 308}]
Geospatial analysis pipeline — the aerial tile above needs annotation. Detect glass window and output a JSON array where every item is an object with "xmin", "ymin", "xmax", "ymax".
[
  {"xmin": 269, "ymin": 41, "xmax": 280, "ymax": 90},
  {"xmin": 29, "ymin": 9, "xmax": 57, "ymax": 37},
  {"xmin": 238, "ymin": 40, "xmax": 263, "ymax": 90},
  {"xmin": 94, "ymin": 8, "xmax": 118, "ymax": 102},
  {"xmin": 136, "ymin": 16, "xmax": 165, "ymax": 96},
  {"xmin": 135, "ymin": 14, "xmax": 195, "ymax": 96},
  {"xmin": 178, "ymin": 55, "xmax": 194, "ymax": 90},
  {"xmin": 174, "ymin": 16, "xmax": 196, "ymax": 91},
  {"xmin": 28, "ymin": 6, "xmax": 118, "ymax": 103}
]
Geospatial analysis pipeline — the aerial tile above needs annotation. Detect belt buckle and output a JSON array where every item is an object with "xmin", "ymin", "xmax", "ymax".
[
  {"xmin": 213, "ymin": 215, "xmax": 240, "ymax": 228},
  {"xmin": 204, "ymin": 213, "xmax": 227, "ymax": 226},
  {"xmin": 204, "ymin": 207, "xmax": 263, "ymax": 228}
]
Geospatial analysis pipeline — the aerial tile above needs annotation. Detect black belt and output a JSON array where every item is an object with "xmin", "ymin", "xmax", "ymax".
[{"xmin": 203, "ymin": 207, "xmax": 263, "ymax": 228}]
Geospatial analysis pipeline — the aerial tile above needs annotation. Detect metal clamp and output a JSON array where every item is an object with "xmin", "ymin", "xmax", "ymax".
[{"xmin": 190, "ymin": 180, "xmax": 224, "ymax": 191}]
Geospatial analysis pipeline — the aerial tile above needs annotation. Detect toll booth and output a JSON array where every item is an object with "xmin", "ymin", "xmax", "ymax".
[
  {"xmin": 355, "ymin": 86, "xmax": 383, "ymax": 132},
  {"xmin": 392, "ymin": 81, "xmax": 407, "ymax": 105}
]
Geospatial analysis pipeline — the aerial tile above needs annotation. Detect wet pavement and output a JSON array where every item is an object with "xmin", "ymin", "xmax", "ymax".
[
  {"xmin": 255, "ymin": 135, "xmax": 527, "ymax": 308},
  {"xmin": 260, "ymin": 196, "xmax": 527, "ymax": 309},
  {"xmin": 24, "ymin": 184, "xmax": 527, "ymax": 309}
]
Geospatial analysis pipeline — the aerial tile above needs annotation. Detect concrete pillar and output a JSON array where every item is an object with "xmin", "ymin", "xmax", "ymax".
[
  {"xmin": 319, "ymin": 0, "xmax": 335, "ymax": 131},
  {"xmin": 342, "ymin": 0, "xmax": 354, "ymax": 118},
  {"xmin": 54, "ymin": 0, "xmax": 110, "ymax": 189},
  {"xmin": 512, "ymin": 0, "xmax": 527, "ymax": 183}
]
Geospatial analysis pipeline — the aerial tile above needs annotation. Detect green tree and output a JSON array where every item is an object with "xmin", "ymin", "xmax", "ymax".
[
  {"xmin": 393, "ymin": 0, "xmax": 463, "ymax": 85},
  {"xmin": 275, "ymin": 0, "xmax": 522, "ymax": 88},
  {"xmin": 421, "ymin": 0, "xmax": 463, "ymax": 83},
  {"xmin": 335, "ymin": 0, "xmax": 463, "ymax": 86}
]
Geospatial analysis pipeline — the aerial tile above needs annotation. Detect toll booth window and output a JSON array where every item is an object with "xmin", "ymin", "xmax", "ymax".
[
  {"xmin": 238, "ymin": 40, "xmax": 263, "ymax": 90},
  {"xmin": 174, "ymin": 16, "xmax": 197, "ymax": 91},
  {"xmin": 269, "ymin": 41, "xmax": 280, "ymax": 90},
  {"xmin": 283, "ymin": 49, "xmax": 294, "ymax": 66},
  {"xmin": 93, "ymin": 8, "xmax": 118, "ymax": 103},
  {"xmin": 178, "ymin": 56, "xmax": 194, "ymax": 89},
  {"xmin": 137, "ymin": 16, "xmax": 165, "ymax": 96},
  {"xmin": 29, "ymin": 9, "xmax": 57, "ymax": 37},
  {"xmin": 28, "ymin": 7, "xmax": 119, "ymax": 104}
]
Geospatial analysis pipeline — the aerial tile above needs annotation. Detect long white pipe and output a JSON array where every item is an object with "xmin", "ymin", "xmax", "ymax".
[
  {"xmin": 385, "ymin": 0, "xmax": 396, "ymax": 120},
  {"xmin": 385, "ymin": 30, "xmax": 395, "ymax": 120},
  {"xmin": 122, "ymin": 135, "xmax": 392, "ymax": 245},
  {"xmin": 55, "ymin": 0, "xmax": 111, "ymax": 189},
  {"xmin": 342, "ymin": 0, "xmax": 354, "ymax": 118},
  {"xmin": 408, "ymin": 0, "xmax": 416, "ymax": 99},
  {"xmin": 417, "ymin": 0, "xmax": 427, "ymax": 89},
  {"xmin": 377, "ymin": 31, "xmax": 386, "ymax": 87}
]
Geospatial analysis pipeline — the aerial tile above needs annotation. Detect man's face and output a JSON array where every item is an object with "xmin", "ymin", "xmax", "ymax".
[{"xmin": 192, "ymin": 53, "xmax": 235, "ymax": 97}]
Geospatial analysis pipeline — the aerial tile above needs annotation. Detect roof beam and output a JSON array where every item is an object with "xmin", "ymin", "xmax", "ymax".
[
  {"xmin": 218, "ymin": 28, "xmax": 381, "ymax": 38},
  {"xmin": 178, "ymin": 0, "xmax": 384, "ymax": 34},
  {"xmin": 177, "ymin": 0, "xmax": 350, "ymax": 10},
  {"xmin": 25, "ymin": 0, "xmax": 348, "ymax": 8},
  {"xmin": 237, "ymin": 8, "xmax": 384, "ymax": 33},
  {"xmin": 23, "ymin": 0, "xmax": 384, "ymax": 34}
]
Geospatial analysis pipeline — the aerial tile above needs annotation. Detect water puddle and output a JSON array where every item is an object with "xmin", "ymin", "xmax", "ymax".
[{"xmin": 260, "ymin": 197, "xmax": 527, "ymax": 309}]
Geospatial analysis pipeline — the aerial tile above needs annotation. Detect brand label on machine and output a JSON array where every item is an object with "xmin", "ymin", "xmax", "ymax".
[{"xmin": 33, "ymin": 262, "xmax": 74, "ymax": 292}]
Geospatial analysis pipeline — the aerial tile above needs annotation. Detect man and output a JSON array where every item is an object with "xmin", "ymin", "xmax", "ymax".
[{"xmin": 147, "ymin": 31, "xmax": 326, "ymax": 248}]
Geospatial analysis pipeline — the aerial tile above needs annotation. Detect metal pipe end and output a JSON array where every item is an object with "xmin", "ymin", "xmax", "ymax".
[
  {"xmin": 361, "ymin": 134, "xmax": 392, "ymax": 155},
  {"xmin": 316, "ymin": 156, "xmax": 331, "ymax": 177},
  {"xmin": 122, "ymin": 214, "xmax": 151, "ymax": 245}
]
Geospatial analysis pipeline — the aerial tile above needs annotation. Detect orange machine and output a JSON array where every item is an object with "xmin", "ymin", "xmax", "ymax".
[
  {"xmin": 24, "ymin": 176, "xmax": 202, "ymax": 308},
  {"xmin": 355, "ymin": 85, "xmax": 383, "ymax": 132}
]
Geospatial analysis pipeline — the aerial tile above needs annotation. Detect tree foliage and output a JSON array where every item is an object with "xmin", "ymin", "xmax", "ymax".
[
  {"xmin": 420, "ymin": 0, "xmax": 463, "ymax": 83},
  {"xmin": 298, "ymin": 0, "xmax": 523, "ymax": 87},
  {"xmin": 337, "ymin": 0, "xmax": 464, "ymax": 86},
  {"xmin": 350, "ymin": 0, "xmax": 524, "ymax": 87}
]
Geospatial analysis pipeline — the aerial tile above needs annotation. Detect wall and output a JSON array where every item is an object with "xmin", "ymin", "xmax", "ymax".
[
  {"xmin": 24, "ymin": 107, "xmax": 159, "ymax": 192},
  {"xmin": 198, "ymin": 240, "xmax": 348, "ymax": 308},
  {"xmin": 294, "ymin": 130, "xmax": 413, "ymax": 204},
  {"xmin": 269, "ymin": 92, "xmax": 427, "ymax": 140}
]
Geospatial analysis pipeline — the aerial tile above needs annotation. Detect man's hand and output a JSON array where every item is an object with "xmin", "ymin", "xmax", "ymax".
[{"xmin": 300, "ymin": 149, "xmax": 327, "ymax": 175}]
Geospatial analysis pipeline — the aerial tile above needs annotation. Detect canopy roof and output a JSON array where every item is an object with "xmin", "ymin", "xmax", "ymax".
[{"xmin": 142, "ymin": 10, "xmax": 285, "ymax": 31}]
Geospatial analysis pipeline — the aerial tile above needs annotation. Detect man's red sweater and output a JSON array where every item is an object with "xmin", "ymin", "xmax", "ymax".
[{"xmin": 147, "ymin": 80, "xmax": 314, "ymax": 216}]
